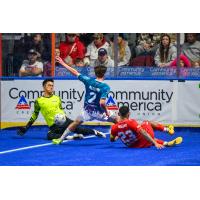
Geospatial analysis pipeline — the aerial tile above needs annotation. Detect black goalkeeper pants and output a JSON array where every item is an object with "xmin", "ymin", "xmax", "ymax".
[{"xmin": 47, "ymin": 117, "xmax": 95, "ymax": 140}]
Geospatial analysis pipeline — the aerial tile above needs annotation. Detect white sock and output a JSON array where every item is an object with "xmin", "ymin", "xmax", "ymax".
[
  {"xmin": 60, "ymin": 128, "xmax": 70, "ymax": 141},
  {"xmin": 164, "ymin": 127, "xmax": 169, "ymax": 132},
  {"xmin": 163, "ymin": 141, "xmax": 168, "ymax": 146}
]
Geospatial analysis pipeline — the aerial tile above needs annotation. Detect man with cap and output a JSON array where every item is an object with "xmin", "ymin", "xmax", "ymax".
[
  {"xmin": 84, "ymin": 33, "xmax": 111, "ymax": 67},
  {"xmin": 19, "ymin": 49, "xmax": 43, "ymax": 77},
  {"xmin": 94, "ymin": 48, "xmax": 114, "ymax": 67}
]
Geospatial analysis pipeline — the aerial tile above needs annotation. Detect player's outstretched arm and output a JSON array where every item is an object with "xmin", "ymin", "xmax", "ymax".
[
  {"xmin": 17, "ymin": 118, "xmax": 35, "ymax": 136},
  {"xmin": 110, "ymin": 134, "xmax": 118, "ymax": 142},
  {"xmin": 56, "ymin": 56, "xmax": 80, "ymax": 76},
  {"xmin": 17, "ymin": 100, "xmax": 40, "ymax": 136},
  {"xmin": 139, "ymin": 128, "xmax": 165, "ymax": 149}
]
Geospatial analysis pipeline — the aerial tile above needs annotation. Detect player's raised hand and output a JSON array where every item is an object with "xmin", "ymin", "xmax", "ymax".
[
  {"xmin": 154, "ymin": 142, "xmax": 165, "ymax": 150},
  {"xmin": 17, "ymin": 127, "xmax": 27, "ymax": 136}
]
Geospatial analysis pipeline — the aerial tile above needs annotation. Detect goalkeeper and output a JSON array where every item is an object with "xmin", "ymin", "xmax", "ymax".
[{"xmin": 17, "ymin": 78, "xmax": 104, "ymax": 140}]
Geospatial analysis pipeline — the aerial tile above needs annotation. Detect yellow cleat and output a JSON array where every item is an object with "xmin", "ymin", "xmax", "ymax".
[
  {"xmin": 167, "ymin": 137, "xmax": 183, "ymax": 147},
  {"xmin": 168, "ymin": 125, "xmax": 174, "ymax": 135},
  {"xmin": 52, "ymin": 138, "xmax": 62, "ymax": 145}
]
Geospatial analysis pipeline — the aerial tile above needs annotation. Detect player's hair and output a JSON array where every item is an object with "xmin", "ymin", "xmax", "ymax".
[
  {"xmin": 42, "ymin": 78, "xmax": 54, "ymax": 86},
  {"xmin": 94, "ymin": 65, "xmax": 107, "ymax": 78},
  {"xmin": 119, "ymin": 106, "xmax": 130, "ymax": 117}
]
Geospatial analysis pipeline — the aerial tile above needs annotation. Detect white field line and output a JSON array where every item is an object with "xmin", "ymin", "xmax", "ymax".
[{"xmin": 0, "ymin": 133, "xmax": 109, "ymax": 155}]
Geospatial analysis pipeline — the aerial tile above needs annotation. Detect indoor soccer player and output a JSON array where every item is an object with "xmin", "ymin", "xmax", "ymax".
[
  {"xmin": 52, "ymin": 56, "xmax": 117, "ymax": 144},
  {"xmin": 17, "ymin": 78, "xmax": 104, "ymax": 140},
  {"xmin": 110, "ymin": 106, "xmax": 183, "ymax": 149}
]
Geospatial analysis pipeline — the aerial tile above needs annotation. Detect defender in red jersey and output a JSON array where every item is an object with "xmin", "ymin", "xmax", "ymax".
[{"xmin": 110, "ymin": 106, "xmax": 182, "ymax": 149}]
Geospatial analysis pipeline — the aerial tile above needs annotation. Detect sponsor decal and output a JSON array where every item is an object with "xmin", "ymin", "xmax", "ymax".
[
  {"xmin": 15, "ymin": 95, "xmax": 30, "ymax": 109},
  {"xmin": 109, "ymin": 89, "xmax": 173, "ymax": 116},
  {"xmin": 106, "ymin": 96, "xmax": 118, "ymax": 111}
]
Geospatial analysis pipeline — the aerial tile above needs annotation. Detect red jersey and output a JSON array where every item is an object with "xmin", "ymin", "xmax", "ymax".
[
  {"xmin": 111, "ymin": 119, "xmax": 142, "ymax": 147},
  {"xmin": 59, "ymin": 36, "xmax": 85, "ymax": 63}
]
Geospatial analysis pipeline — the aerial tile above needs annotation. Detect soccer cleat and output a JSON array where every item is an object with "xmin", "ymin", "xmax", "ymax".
[
  {"xmin": 67, "ymin": 134, "xmax": 84, "ymax": 140},
  {"xmin": 94, "ymin": 130, "xmax": 106, "ymax": 138},
  {"xmin": 168, "ymin": 125, "xmax": 174, "ymax": 135},
  {"xmin": 167, "ymin": 137, "xmax": 183, "ymax": 147},
  {"xmin": 52, "ymin": 138, "xmax": 63, "ymax": 145}
]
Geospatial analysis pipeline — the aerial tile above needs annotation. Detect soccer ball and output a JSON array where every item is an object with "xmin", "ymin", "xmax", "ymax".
[{"xmin": 54, "ymin": 113, "xmax": 66, "ymax": 126}]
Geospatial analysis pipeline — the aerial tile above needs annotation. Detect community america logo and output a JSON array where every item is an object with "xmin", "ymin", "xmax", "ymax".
[
  {"xmin": 106, "ymin": 96, "xmax": 118, "ymax": 111},
  {"xmin": 15, "ymin": 95, "xmax": 30, "ymax": 109}
]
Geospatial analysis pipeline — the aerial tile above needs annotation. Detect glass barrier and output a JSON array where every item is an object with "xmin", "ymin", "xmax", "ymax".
[
  {"xmin": 1, "ymin": 33, "xmax": 52, "ymax": 77},
  {"xmin": 1, "ymin": 33, "xmax": 200, "ymax": 79}
]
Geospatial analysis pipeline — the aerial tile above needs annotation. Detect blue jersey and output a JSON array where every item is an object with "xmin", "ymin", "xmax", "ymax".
[{"xmin": 78, "ymin": 74, "xmax": 110, "ymax": 114}]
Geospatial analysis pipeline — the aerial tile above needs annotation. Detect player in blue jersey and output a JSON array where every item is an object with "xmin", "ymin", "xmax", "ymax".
[{"xmin": 52, "ymin": 56, "xmax": 116, "ymax": 144}]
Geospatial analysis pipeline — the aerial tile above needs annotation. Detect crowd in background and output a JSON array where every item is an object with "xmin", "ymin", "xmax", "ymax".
[
  {"xmin": 2, "ymin": 33, "xmax": 51, "ymax": 77},
  {"xmin": 1, "ymin": 33, "xmax": 200, "ymax": 77}
]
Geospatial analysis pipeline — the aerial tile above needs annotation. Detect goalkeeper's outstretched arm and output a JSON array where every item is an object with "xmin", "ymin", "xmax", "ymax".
[{"xmin": 17, "ymin": 100, "xmax": 40, "ymax": 136}]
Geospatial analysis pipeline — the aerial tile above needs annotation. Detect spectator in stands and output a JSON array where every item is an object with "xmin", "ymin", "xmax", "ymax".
[
  {"xmin": 19, "ymin": 49, "xmax": 43, "ymax": 77},
  {"xmin": 135, "ymin": 34, "xmax": 160, "ymax": 57},
  {"xmin": 55, "ymin": 47, "xmax": 61, "ymax": 67},
  {"xmin": 130, "ymin": 34, "xmax": 158, "ymax": 67},
  {"xmin": 74, "ymin": 58, "xmax": 85, "ymax": 67},
  {"xmin": 110, "ymin": 33, "xmax": 131, "ymax": 66},
  {"xmin": 59, "ymin": 33, "xmax": 85, "ymax": 66},
  {"xmin": 170, "ymin": 54, "xmax": 191, "ymax": 68},
  {"xmin": 12, "ymin": 34, "xmax": 31, "ymax": 75},
  {"xmin": 55, "ymin": 47, "xmax": 60, "ymax": 57},
  {"xmin": 154, "ymin": 34, "xmax": 177, "ymax": 67},
  {"xmin": 84, "ymin": 33, "xmax": 110, "ymax": 67},
  {"xmin": 193, "ymin": 61, "xmax": 200, "ymax": 67},
  {"xmin": 29, "ymin": 34, "xmax": 44, "ymax": 59},
  {"xmin": 94, "ymin": 48, "xmax": 114, "ymax": 67},
  {"xmin": 27, "ymin": 34, "xmax": 51, "ymax": 62},
  {"xmin": 182, "ymin": 33, "xmax": 200, "ymax": 67}
]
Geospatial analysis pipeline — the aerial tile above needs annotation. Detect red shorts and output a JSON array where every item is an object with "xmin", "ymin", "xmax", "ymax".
[{"xmin": 129, "ymin": 121, "xmax": 155, "ymax": 148}]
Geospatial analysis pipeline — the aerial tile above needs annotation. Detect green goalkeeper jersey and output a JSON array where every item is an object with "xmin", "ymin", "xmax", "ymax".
[{"xmin": 29, "ymin": 94, "xmax": 65, "ymax": 127}]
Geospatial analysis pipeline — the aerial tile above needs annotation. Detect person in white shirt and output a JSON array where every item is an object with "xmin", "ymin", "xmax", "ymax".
[
  {"xmin": 94, "ymin": 48, "xmax": 114, "ymax": 67},
  {"xmin": 84, "ymin": 33, "xmax": 111, "ymax": 67},
  {"xmin": 19, "ymin": 49, "xmax": 43, "ymax": 77}
]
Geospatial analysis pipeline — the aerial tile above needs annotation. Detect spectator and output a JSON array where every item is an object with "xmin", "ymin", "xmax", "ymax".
[
  {"xmin": 110, "ymin": 33, "xmax": 131, "ymax": 66},
  {"xmin": 30, "ymin": 34, "xmax": 44, "ymax": 59},
  {"xmin": 27, "ymin": 33, "xmax": 51, "ymax": 62},
  {"xmin": 182, "ymin": 33, "xmax": 200, "ymax": 67},
  {"xmin": 170, "ymin": 54, "xmax": 191, "ymax": 68},
  {"xmin": 19, "ymin": 49, "xmax": 43, "ymax": 77},
  {"xmin": 74, "ymin": 58, "xmax": 85, "ymax": 67},
  {"xmin": 12, "ymin": 34, "xmax": 50, "ymax": 76},
  {"xmin": 135, "ymin": 33, "xmax": 177, "ymax": 57},
  {"xmin": 55, "ymin": 47, "xmax": 61, "ymax": 67},
  {"xmin": 130, "ymin": 33, "xmax": 158, "ymax": 67},
  {"xmin": 193, "ymin": 61, "xmax": 200, "ymax": 67},
  {"xmin": 55, "ymin": 47, "xmax": 60, "ymax": 57},
  {"xmin": 94, "ymin": 48, "xmax": 114, "ymax": 67},
  {"xmin": 59, "ymin": 33, "xmax": 85, "ymax": 66},
  {"xmin": 154, "ymin": 34, "xmax": 177, "ymax": 67},
  {"xmin": 12, "ymin": 34, "xmax": 31, "ymax": 75},
  {"xmin": 84, "ymin": 33, "xmax": 110, "ymax": 67},
  {"xmin": 135, "ymin": 33, "xmax": 160, "ymax": 57}
]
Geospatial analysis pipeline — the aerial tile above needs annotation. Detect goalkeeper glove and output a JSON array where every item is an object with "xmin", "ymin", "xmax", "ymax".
[{"xmin": 17, "ymin": 127, "xmax": 27, "ymax": 136}]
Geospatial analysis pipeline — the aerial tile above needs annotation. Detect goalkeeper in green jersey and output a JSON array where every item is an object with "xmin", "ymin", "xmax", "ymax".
[{"xmin": 17, "ymin": 78, "xmax": 105, "ymax": 140}]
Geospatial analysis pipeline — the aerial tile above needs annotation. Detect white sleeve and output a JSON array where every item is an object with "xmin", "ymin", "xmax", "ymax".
[
  {"xmin": 85, "ymin": 44, "xmax": 92, "ymax": 57},
  {"xmin": 20, "ymin": 60, "xmax": 28, "ymax": 71},
  {"xmin": 37, "ymin": 62, "xmax": 44, "ymax": 71}
]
